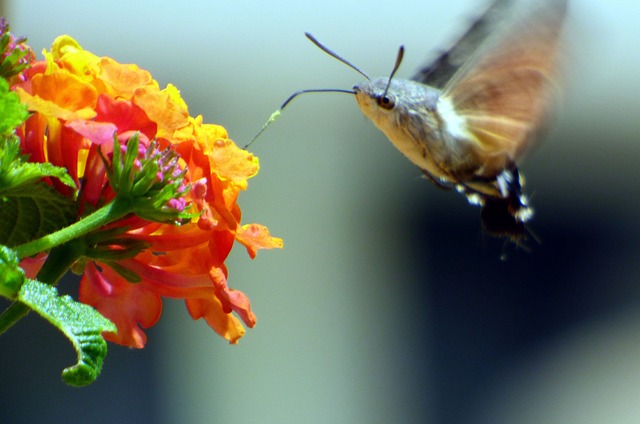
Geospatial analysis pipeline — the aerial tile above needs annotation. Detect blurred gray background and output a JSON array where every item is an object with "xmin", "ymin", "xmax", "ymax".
[{"xmin": 1, "ymin": 0, "xmax": 640, "ymax": 423}]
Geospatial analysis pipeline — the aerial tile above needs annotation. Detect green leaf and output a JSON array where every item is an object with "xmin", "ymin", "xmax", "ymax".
[
  {"xmin": 0, "ymin": 182, "xmax": 77, "ymax": 247},
  {"xmin": 0, "ymin": 78, "xmax": 28, "ymax": 136},
  {"xmin": 17, "ymin": 278, "xmax": 116, "ymax": 386},
  {"xmin": 0, "ymin": 136, "xmax": 77, "ymax": 194},
  {"xmin": 0, "ymin": 136, "xmax": 77, "ymax": 248}
]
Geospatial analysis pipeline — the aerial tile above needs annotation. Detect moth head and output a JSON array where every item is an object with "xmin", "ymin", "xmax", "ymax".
[
  {"xmin": 354, "ymin": 78, "xmax": 438, "ymax": 127},
  {"xmin": 354, "ymin": 78, "xmax": 398, "ymax": 122}
]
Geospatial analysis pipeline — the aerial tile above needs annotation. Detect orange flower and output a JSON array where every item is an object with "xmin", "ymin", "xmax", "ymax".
[{"xmin": 14, "ymin": 35, "xmax": 282, "ymax": 347}]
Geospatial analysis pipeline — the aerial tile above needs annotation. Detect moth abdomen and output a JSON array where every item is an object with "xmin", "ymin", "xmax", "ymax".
[{"xmin": 466, "ymin": 168, "xmax": 535, "ymax": 244}]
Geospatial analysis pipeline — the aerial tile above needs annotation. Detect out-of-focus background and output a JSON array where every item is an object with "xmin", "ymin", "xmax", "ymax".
[{"xmin": 1, "ymin": 1, "xmax": 640, "ymax": 423}]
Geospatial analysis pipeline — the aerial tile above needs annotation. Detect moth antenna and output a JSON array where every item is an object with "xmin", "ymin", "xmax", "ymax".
[
  {"xmin": 305, "ymin": 32, "xmax": 370, "ymax": 80},
  {"xmin": 381, "ymin": 45, "xmax": 405, "ymax": 101}
]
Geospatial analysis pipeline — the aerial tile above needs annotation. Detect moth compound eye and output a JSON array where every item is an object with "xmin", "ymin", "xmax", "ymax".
[{"xmin": 377, "ymin": 94, "xmax": 395, "ymax": 110}]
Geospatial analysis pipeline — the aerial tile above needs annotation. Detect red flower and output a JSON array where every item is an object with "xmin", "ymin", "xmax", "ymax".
[{"xmin": 14, "ymin": 35, "xmax": 282, "ymax": 346}]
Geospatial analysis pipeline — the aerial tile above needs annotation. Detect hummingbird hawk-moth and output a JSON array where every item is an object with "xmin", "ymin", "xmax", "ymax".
[
  {"xmin": 256, "ymin": 0, "xmax": 567, "ymax": 245},
  {"xmin": 357, "ymin": 0, "xmax": 566, "ymax": 243}
]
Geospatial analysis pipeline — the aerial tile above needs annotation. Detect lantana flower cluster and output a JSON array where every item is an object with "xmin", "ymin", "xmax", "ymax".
[{"xmin": 10, "ymin": 34, "xmax": 282, "ymax": 347}]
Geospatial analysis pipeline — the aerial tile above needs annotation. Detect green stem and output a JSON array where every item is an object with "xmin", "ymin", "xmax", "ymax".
[
  {"xmin": 0, "ymin": 241, "xmax": 85, "ymax": 334},
  {"xmin": 0, "ymin": 197, "xmax": 134, "ymax": 334},
  {"xmin": 0, "ymin": 302, "xmax": 28, "ymax": 334},
  {"xmin": 15, "ymin": 197, "xmax": 134, "ymax": 260},
  {"xmin": 36, "ymin": 240, "xmax": 87, "ymax": 284}
]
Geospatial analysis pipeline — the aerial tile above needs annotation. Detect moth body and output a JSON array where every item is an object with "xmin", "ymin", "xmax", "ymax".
[{"xmin": 354, "ymin": 77, "xmax": 502, "ymax": 186}]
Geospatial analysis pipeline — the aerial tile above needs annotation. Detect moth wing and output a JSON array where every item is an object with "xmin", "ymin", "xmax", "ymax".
[
  {"xmin": 439, "ymin": 0, "xmax": 567, "ymax": 176},
  {"xmin": 412, "ymin": 0, "xmax": 514, "ymax": 89}
]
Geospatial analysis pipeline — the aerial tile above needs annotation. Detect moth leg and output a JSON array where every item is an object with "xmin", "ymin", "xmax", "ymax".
[{"xmin": 420, "ymin": 169, "xmax": 453, "ymax": 191}]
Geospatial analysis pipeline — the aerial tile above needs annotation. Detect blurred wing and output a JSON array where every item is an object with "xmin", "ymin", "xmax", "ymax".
[
  {"xmin": 440, "ymin": 0, "xmax": 567, "ymax": 173},
  {"xmin": 412, "ymin": 0, "xmax": 514, "ymax": 89}
]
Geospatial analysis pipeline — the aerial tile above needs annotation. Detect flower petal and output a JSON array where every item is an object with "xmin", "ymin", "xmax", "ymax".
[
  {"xmin": 98, "ymin": 57, "xmax": 154, "ymax": 98},
  {"xmin": 16, "ymin": 86, "xmax": 96, "ymax": 121},
  {"xmin": 185, "ymin": 297, "xmax": 246, "ymax": 344},
  {"xmin": 66, "ymin": 119, "xmax": 117, "ymax": 145},
  {"xmin": 235, "ymin": 223, "xmax": 284, "ymax": 258},
  {"xmin": 27, "ymin": 71, "xmax": 98, "ymax": 114},
  {"xmin": 133, "ymin": 84, "xmax": 189, "ymax": 140},
  {"xmin": 206, "ymin": 137, "xmax": 259, "ymax": 185},
  {"xmin": 79, "ymin": 262, "xmax": 162, "ymax": 348},
  {"xmin": 94, "ymin": 94, "xmax": 157, "ymax": 139}
]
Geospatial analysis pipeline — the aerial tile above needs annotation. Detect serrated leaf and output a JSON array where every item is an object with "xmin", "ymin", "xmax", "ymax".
[
  {"xmin": 0, "ymin": 182, "xmax": 76, "ymax": 247},
  {"xmin": 0, "ymin": 136, "xmax": 76, "ymax": 193},
  {"xmin": 17, "ymin": 278, "xmax": 116, "ymax": 386},
  {"xmin": 0, "ymin": 78, "xmax": 28, "ymax": 135}
]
